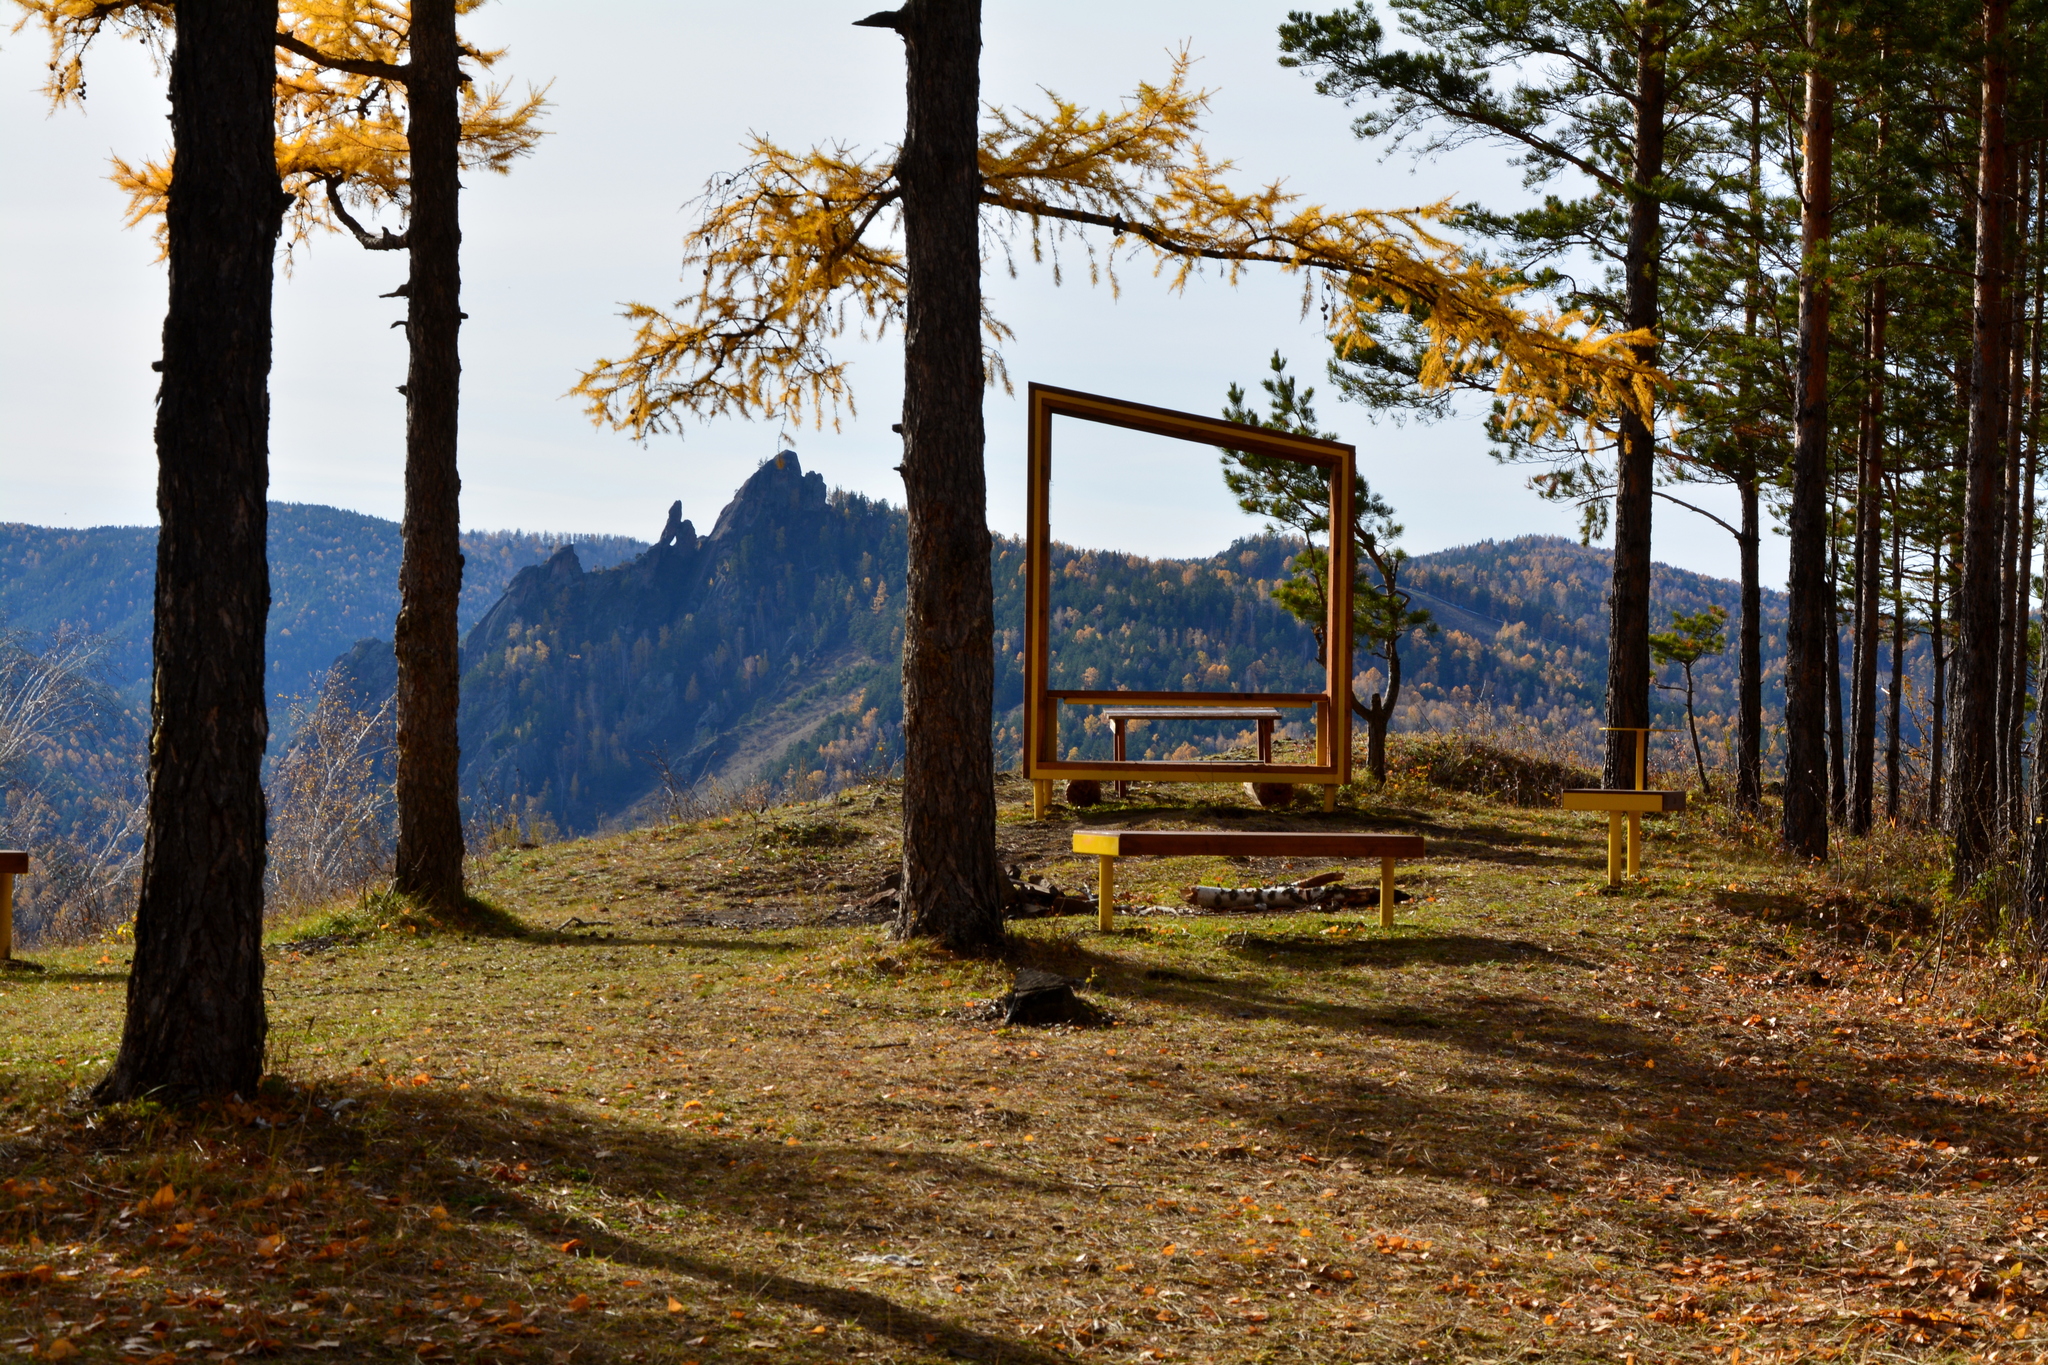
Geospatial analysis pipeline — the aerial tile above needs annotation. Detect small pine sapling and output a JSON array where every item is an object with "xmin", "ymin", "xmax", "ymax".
[{"xmin": 1650, "ymin": 606, "xmax": 1728, "ymax": 796}]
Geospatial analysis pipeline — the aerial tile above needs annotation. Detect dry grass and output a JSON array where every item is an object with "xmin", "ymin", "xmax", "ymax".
[{"xmin": 5, "ymin": 771, "xmax": 2048, "ymax": 1363}]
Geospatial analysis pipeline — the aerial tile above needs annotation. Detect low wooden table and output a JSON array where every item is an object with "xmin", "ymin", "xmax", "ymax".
[
  {"xmin": 1097, "ymin": 706, "xmax": 1284, "ymax": 798},
  {"xmin": 0, "ymin": 850, "xmax": 26, "ymax": 962},
  {"xmin": 1559, "ymin": 790, "xmax": 1686, "ymax": 885},
  {"xmin": 1071, "ymin": 829, "xmax": 1427, "ymax": 931}
]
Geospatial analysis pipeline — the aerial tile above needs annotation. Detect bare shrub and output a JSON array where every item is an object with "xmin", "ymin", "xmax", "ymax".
[
  {"xmin": 0, "ymin": 627, "xmax": 146, "ymax": 946},
  {"xmin": 266, "ymin": 679, "xmax": 395, "ymax": 914}
]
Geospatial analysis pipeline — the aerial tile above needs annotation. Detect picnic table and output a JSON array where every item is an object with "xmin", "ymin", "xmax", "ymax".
[
  {"xmin": 1098, "ymin": 705, "xmax": 1284, "ymax": 797},
  {"xmin": 1559, "ymin": 726, "xmax": 1686, "ymax": 885},
  {"xmin": 1071, "ymin": 829, "xmax": 1427, "ymax": 931}
]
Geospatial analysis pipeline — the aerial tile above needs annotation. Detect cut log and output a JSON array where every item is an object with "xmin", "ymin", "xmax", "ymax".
[
  {"xmin": 1244, "ymin": 782, "xmax": 1296, "ymax": 808},
  {"xmin": 1064, "ymin": 780, "xmax": 1103, "ymax": 807}
]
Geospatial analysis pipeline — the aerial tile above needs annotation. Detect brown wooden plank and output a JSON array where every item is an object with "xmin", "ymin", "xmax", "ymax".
[
  {"xmin": 1031, "ymin": 383, "xmax": 1354, "ymax": 467},
  {"xmin": 1098, "ymin": 706, "xmax": 1286, "ymax": 721},
  {"xmin": 0, "ymin": 851, "xmax": 27, "ymax": 874},
  {"xmin": 1048, "ymin": 689, "xmax": 1327, "ymax": 706},
  {"xmin": 1082, "ymin": 830, "xmax": 1426, "ymax": 858}
]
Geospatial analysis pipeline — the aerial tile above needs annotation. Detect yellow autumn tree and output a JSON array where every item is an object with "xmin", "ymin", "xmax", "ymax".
[
  {"xmin": 573, "ymin": 54, "xmax": 1658, "ymax": 440},
  {"xmin": 15, "ymin": 0, "xmax": 548, "ymax": 910},
  {"xmin": 100, "ymin": 0, "xmax": 545, "ymax": 263}
]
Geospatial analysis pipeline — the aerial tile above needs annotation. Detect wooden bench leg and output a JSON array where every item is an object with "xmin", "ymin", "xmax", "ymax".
[
  {"xmin": 1097, "ymin": 856, "xmax": 1116, "ymax": 932},
  {"xmin": 1322, "ymin": 785, "xmax": 1337, "ymax": 813},
  {"xmin": 1379, "ymin": 856, "xmax": 1396, "ymax": 930},
  {"xmin": 1607, "ymin": 812, "xmax": 1623, "ymax": 887},
  {"xmin": 1032, "ymin": 779, "xmax": 1051, "ymax": 821},
  {"xmin": 0, "ymin": 870, "xmax": 11, "ymax": 962},
  {"xmin": 1627, "ymin": 812, "xmax": 1641, "ymax": 879}
]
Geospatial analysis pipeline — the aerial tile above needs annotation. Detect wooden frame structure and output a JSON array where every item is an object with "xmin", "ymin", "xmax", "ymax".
[{"xmin": 1022, "ymin": 383, "xmax": 1356, "ymax": 817}]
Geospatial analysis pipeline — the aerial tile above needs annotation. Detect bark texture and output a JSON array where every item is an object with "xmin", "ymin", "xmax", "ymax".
[
  {"xmin": 1782, "ymin": 16, "xmax": 1834, "ymax": 861},
  {"xmin": 392, "ymin": 0, "xmax": 467, "ymax": 909},
  {"xmin": 1602, "ymin": 38, "xmax": 1667, "ymax": 792},
  {"xmin": 1849, "ymin": 286, "xmax": 1886, "ymax": 834},
  {"xmin": 887, "ymin": 0, "xmax": 1005, "ymax": 953},
  {"xmin": 96, "ymin": 0, "xmax": 277, "ymax": 1104},
  {"xmin": 1947, "ymin": 0, "xmax": 2012, "ymax": 884},
  {"xmin": 1736, "ymin": 476, "xmax": 1764, "ymax": 812}
]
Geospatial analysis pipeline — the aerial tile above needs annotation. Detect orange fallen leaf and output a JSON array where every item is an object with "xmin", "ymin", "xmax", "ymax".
[
  {"xmin": 557, "ymin": 1239, "xmax": 584, "ymax": 1254},
  {"xmin": 668, "ymin": 1298, "xmax": 685, "ymax": 1314},
  {"xmin": 566, "ymin": 1293, "xmax": 591, "ymax": 1312}
]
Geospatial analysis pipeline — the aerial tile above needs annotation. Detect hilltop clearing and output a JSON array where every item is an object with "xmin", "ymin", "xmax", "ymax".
[{"xmin": 1, "ymin": 771, "xmax": 2034, "ymax": 1364}]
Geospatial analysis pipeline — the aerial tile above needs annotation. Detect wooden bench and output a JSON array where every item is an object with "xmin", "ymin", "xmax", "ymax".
[
  {"xmin": 1098, "ymin": 705, "xmax": 1284, "ymax": 797},
  {"xmin": 1559, "ymin": 790, "xmax": 1686, "ymax": 885},
  {"xmin": 0, "ymin": 851, "xmax": 26, "ymax": 963},
  {"xmin": 1070, "ymin": 830, "xmax": 1427, "ymax": 931}
]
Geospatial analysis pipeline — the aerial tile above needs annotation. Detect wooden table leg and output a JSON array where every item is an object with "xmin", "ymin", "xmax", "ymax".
[
  {"xmin": 1379, "ymin": 856, "xmax": 1396, "ymax": 930},
  {"xmin": 1627, "ymin": 812, "xmax": 1641, "ymax": 879},
  {"xmin": 1032, "ymin": 780, "xmax": 1051, "ymax": 820},
  {"xmin": 1607, "ymin": 812, "xmax": 1623, "ymax": 887},
  {"xmin": 1113, "ymin": 720, "xmax": 1128, "ymax": 799},
  {"xmin": 1257, "ymin": 718, "xmax": 1273, "ymax": 763},
  {"xmin": 1097, "ymin": 856, "xmax": 1116, "ymax": 932}
]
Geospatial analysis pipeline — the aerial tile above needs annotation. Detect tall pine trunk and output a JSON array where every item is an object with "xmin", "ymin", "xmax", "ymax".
[
  {"xmin": 1948, "ymin": 0, "xmax": 2013, "ymax": 885},
  {"xmin": 96, "ymin": 0, "xmax": 277, "ymax": 1104},
  {"xmin": 391, "ymin": 0, "xmax": 467, "ymax": 909},
  {"xmin": 1886, "ymin": 505, "xmax": 1905, "ymax": 822},
  {"xmin": 1850, "ymin": 283, "xmax": 1887, "ymax": 834},
  {"xmin": 2003, "ymin": 148, "xmax": 2036, "ymax": 832},
  {"xmin": 1735, "ymin": 89, "xmax": 1766, "ymax": 815},
  {"xmin": 1783, "ymin": 6, "xmax": 1835, "ymax": 860},
  {"xmin": 1603, "ymin": 32, "xmax": 1668, "ymax": 794},
  {"xmin": 1828, "ymin": 538, "xmax": 1848, "ymax": 823},
  {"xmin": 1932, "ymin": 542, "xmax": 1948, "ymax": 824},
  {"xmin": 883, "ymin": 0, "xmax": 1004, "ymax": 953},
  {"xmin": 1737, "ymin": 474, "xmax": 1764, "ymax": 812}
]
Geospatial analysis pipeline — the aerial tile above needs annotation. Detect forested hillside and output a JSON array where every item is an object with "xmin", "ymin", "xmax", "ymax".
[
  {"xmin": 0, "ymin": 506, "xmax": 646, "ymax": 716},
  {"xmin": 436, "ymin": 456, "xmax": 1840, "ymax": 833},
  {"xmin": 10, "ymin": 468, "xmax": 1906, "ymax": 842}
]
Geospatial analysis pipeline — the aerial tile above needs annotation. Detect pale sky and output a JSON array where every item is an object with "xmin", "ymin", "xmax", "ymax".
[{"xmin": 0, "ymin": 1, "xmax": 1786, "ymax": 589}]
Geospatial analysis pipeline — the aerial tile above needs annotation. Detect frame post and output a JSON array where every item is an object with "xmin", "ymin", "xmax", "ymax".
[{"xmin": 1379, "ymin": 855, "xmax": 1396, "ymax": 929}]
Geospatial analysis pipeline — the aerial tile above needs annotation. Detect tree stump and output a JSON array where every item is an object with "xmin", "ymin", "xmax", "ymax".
[
  {"xmin": 1244, "ymin": 782, "xmax": 1296, "ymax": 808},
  {"xmin": 1064, "ymin": 780, "xmax": 1102, "ymax": 807}
]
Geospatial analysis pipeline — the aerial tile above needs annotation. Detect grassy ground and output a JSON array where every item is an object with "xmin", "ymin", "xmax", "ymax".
[{"xmin": 4, "ymin": 770, "xmax": 2046, "ymax": 1363}]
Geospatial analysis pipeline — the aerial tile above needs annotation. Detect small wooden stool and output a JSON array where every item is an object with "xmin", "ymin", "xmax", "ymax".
[{"xmin": 1559, "ymin": 790, "xmax": 1686, "ymax": 884}]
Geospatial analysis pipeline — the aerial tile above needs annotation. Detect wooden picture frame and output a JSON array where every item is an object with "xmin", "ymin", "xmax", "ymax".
[{"xmin": 1021, "ymin": 382, "xmax": 1356, "ymax": 814}]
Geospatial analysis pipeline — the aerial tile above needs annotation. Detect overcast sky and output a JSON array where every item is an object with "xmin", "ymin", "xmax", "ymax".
[{"xmin": 0, "ymin": 2, "xmax": 1787, "ymax": 589}]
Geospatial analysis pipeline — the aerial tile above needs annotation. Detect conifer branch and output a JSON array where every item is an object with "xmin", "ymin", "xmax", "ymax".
[
  {"xmin": 321, "ymin": 176, "xmax": 409, "ymax": 250},
  {"xmin": 275, "ymin": 29, "xmax": 408, "ymax": 83}
]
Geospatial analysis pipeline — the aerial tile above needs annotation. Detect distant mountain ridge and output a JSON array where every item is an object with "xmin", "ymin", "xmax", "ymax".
[
  {"xmin": 0, "ymin": 505, "xmax": 647, "ymax": 719},
  {"xmin": 8, "ymin": 479, "xmax": 1854, "ymax": 842}
]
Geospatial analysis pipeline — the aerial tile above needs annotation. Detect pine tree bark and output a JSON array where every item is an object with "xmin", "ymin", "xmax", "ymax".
[
  {"xmin": 877, "ymin": 0, "xmax": 1004, "ymax": 953},
  {"xmin": 95, "ymin": 0, "xmax": 277, "ymax": 1104},
  {"xmin": 391, "ymin": 0, "xmax": 467, "ymax": 909},
  {"xmin": 1783, "ymin": 8, "xmax": 1835, "ymax": 861},
  {"xmin": 1850, "ymin": 284, "xmax": 1887, "ymax": 834},
  {"xmin": 1736, "ymin": 474, "xmax": 1764, "ymax": 812},
  {"xmin": 1735, "ymin": 90, "xmax": 1766, "ymax": 816},
  {"xmin": 1828, "ymin": 544, "xmax": 1848, "ymax": 824},
  {"xmin": 1932, "ymin": 545, "xmax": 1948, "ymax": 824},
  {"xmin": 1948, "ymin": 0, "xmax": 2013, "ymax": 885},
  {"xmin": 1603, "ymin": 32, "xmax": 1668, "ymax": 793},
  {"xmin": 1886, "ymin": 505, "xmax": 1905, "ymax": 822}
]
